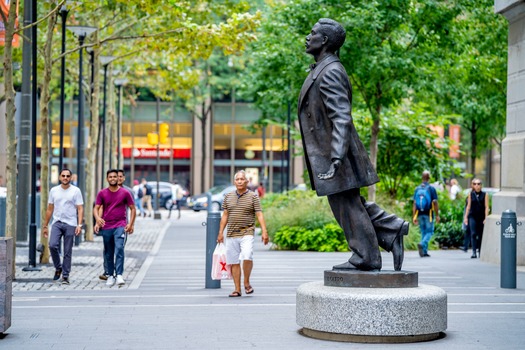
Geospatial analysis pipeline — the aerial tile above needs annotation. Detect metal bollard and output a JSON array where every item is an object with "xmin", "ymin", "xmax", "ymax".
[
  {"xmin": 205, "ymin": 192, "xmax": 221, "ymax": 288},
  {"xmin": 497, "ymin": 210, "xmax": 521, "ymax": 289}
]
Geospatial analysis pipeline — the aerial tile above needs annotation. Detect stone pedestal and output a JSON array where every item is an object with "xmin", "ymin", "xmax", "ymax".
[
  {"xmin": 297, "ymin": 270, "xmax": 447, "ymax": 343},
  {"xmin": 0, "ymin": 238, "xmax": 13, "ymax": 333},
  {"xmin": 484, "ymin": 1, "xmax": 525, "ymax": 266}
]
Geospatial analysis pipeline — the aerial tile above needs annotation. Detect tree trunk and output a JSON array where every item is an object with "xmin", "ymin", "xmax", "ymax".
[
  {"xmin": 104, "ymin": 65, "xmax": 115, "ymax": 172},
  {"xmin": 38, "ymin": 11, "xmax": 58, "ymax": 263},
  {"xmin": 2, "ymin": 0, "xmax": 19, "ymax": 277},
  {"xmin": 85, "ymin": 49, "xmax": 101, "ymax": 241},
  {"xmin": 470, "ymin": 120, "xmax": 477, "ymax": 177},
  {"xmin": 109, "ymin": 74, "xmax": 118, "ymax": 169}
]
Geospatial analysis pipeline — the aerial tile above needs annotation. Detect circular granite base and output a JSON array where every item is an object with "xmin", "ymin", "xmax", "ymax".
[
  {"xmin": 300, "ymin": 328, "xmax": 443, "ymax": 343},
  {"xmin": 296, "ymin": 282, "xmax": 447, "ymax": 343}
]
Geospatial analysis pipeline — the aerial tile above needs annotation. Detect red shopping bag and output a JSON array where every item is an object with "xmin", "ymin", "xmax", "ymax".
[{"xmin": 211, "ymin": 243, "xmax": 232, "ymax": 280}]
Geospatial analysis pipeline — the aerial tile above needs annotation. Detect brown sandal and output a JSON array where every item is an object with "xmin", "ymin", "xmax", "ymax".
[{"xmin": 229, "ymin": 291, "xmax": 241, "ymax": 297}]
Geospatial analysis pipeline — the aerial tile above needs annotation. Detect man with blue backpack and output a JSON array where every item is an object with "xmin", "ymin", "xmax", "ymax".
[{"xmin": 412, "ymin": 170, "xmax": 440, "ymax": 257}]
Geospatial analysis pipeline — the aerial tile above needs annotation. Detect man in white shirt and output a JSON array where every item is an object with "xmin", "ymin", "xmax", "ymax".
[
  {"xmin": 43, "ymin": 169, "xmax": 84, "ymax": 285},
  {"xmin": 168, "ymin": 180, "xmax": 183, "ymax": 219}
]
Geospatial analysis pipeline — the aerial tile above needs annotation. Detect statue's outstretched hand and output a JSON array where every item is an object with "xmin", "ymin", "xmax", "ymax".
[{"xmin": 317, "ymin": 159, "xmax": 342, "ymax": 180}]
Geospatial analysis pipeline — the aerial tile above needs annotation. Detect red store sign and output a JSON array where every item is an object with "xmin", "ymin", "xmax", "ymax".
[{"xmin": 122, "ymin": 148, "xmax": 191, "ymax": 159}]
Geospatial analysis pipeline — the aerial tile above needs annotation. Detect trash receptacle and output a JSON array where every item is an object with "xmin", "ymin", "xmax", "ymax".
[{"xmin": 0, "ymin": 237, "xmax": 13, "ymax": 332}]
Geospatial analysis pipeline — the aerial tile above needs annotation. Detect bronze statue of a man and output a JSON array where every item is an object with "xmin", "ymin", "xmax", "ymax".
[{"xmin": 298, "ymin": 18, "xmax": 408, "ymax": 271}]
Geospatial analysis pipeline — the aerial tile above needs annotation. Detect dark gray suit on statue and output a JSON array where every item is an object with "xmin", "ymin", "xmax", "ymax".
[{"xmin": 298, "ymin": 54, "xmax": 404, "ymax": 270}]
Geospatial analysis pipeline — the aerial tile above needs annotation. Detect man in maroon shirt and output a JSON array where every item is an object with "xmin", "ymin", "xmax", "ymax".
[{"xmin": 94, "ymin": 169, "xmax": 136, "ymax": 287}]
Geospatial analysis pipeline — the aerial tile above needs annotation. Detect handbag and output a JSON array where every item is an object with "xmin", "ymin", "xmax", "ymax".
[{"xmin": 211, "ymin": 243, "xmax": 232, "ymax": 280}]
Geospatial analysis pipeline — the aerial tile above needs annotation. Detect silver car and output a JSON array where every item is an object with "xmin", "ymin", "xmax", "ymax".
[{"xmin": 187, "ymin": 185, "xmax": 236, "ymax": 212}]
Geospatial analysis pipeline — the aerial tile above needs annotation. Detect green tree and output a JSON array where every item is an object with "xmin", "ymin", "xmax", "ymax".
[
  {"xmin": 422, "ymin": 0, "xmax": 507, "ymax": 176},
  {"xmin": 367, "ymin": 104, "xmax": 457, "ymax": 198},
  {"xmin": 1, "ymin": 1, "xmax": 262, "ymax": 268},
  {"xmin": 241, "ymin": 0, "xmax": 462, "ymax": 200}
]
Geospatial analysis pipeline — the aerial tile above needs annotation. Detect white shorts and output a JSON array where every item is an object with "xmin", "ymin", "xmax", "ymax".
[{"xmin": 225, "ymin": 235, "xmax": 254, "ymax": 264}]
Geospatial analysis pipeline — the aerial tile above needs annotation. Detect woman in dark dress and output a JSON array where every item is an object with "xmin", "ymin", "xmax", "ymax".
[{"xmin": 463, "ymin": 179, "xmax": 490, "ymax": 258}]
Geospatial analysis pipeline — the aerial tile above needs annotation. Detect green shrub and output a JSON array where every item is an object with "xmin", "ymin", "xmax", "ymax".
[
  {"xmin": 263, "ymin": 186, "xmax": 466, "ymax": 252},
  {"xmin": 273, "ymin": 223, "xmax": 348, "ymax": 252},
  {"xmin": 261, "ymin": 189, "xmax": 335, "ymax": 242},
  {"xmin": 432, "ymin": 192, "xmax": 465, "ymax": 248}
]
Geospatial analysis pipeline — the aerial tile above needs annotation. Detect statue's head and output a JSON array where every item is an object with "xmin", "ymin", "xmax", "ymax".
[{"xmin": 316, "ymin": 18, "xmax": 346, "ymax": 52}]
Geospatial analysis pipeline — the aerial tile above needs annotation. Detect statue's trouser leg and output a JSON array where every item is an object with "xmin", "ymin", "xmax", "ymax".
[
  {"xmin": 361, "ymin": 198, "xmax": 405, "ymax": 252},
  {"xmin": 327, "ymin": 188, "xmax": 381, "ymax": 270}
]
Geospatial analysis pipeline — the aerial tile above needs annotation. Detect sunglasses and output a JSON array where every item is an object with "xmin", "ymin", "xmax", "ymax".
[
  {"xmin": 473, "ymin": 182, "xmax": 481, "ymax": 185},
  {"xmin": 61, "ymin": 174, "xmax": 71, "ymax": 178}
]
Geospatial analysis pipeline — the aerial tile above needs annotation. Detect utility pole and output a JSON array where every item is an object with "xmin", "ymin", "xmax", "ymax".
[{"xmin": 16, "ymin": 0, "xmax": 34, "ymax": 242}]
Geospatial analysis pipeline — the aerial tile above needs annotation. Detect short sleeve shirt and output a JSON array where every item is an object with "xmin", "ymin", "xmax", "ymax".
[
  {"xmin": 48, "ymin": 185, "xmax": 84, "ymax": 227},
  {"xmin": 96, "ymin": 187, "xmax": 134, "ymax": 229},
  {"xmin": 223, "ymin": 190, "xmax": 261, "ymax": 238}
]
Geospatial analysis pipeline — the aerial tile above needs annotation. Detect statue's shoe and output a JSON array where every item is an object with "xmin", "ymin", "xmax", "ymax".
[
  {"xmin": 332, "ymin": 261, "xmax": 357, "ymax": 270},
  {"xmin": 333, "ymin": 260, "xmax": 381, "ymax": 271}
]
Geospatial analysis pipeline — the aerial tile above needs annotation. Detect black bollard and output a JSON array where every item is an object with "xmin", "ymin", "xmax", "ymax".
[
  {"xmin": 205, "ymin": 192, "xmax": 221, "ymax": 288},
  {"xmin": 499, "ymin": 210, "xmax": 519, "ymax": 289}
]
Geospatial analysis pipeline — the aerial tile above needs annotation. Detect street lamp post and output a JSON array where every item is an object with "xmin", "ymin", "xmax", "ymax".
[
  {"xmin": 67, "ymin": 25, "xmax": 96, "ymax": 246},
  {"xmin": 114, "ymin": 78, "xmax": 128, "ymax": 170},
  {"xmin": 286, "ymin": 101, "xmax": 291, "ymax": 191},
  {"xmin": 154, "ymin": 97, "xmax": 162, "ymax": 220},
  {"xmin": 23, "ymin": 0, "xmax": 41, "ymax": 271},
  {"xmin": 58, "ymin": 5, "xmax": 69, "ymax": 171},
  {"xmin": 99, "ymin": 56, "xmax": 116, "ymax": 181}
]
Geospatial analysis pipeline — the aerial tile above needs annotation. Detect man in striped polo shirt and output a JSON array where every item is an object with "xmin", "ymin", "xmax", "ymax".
[{"xmin": 217, "ymin": 170, "xmax": 269, "ymax": 297}]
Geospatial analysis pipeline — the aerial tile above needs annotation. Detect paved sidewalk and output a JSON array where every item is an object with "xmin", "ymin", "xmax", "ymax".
[
  {"xmin": 13, "ymin": 213, "xmax": 171, "ymax": 291},
  {"xmin": 2, "ymin": 210, "xmax": 525, "ymax": 349}
]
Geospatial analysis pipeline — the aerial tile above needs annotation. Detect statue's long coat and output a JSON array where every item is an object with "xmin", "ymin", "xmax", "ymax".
[{"xmin": 297, "ymin": 54, "xmax": 379, "ymax": 196}]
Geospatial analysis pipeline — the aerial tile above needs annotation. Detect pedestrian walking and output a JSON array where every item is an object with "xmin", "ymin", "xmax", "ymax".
[
  {"xmin": 168, "ymin": 180, "xmax": 183, "ymax": 219},
  {"xmin": 413, "ymin": 170, "xmax": 440, "ymax": 257},
  {"xmin": 449, "ymin": 178, "xmax": 462, "ymax": 200},
  {"xmin": 94, "ymin": 169, "xmax": 136, "ymax": 287},
  {"xmin": 141, "ymin": 178, "xmax": 153, "ymax": 217},
  {"xmin": 463, "ymin": 178, "xmax": 490, "ymax": 258},
  {"xmin": 257, "ymin": 182, "xmax": 265, "ymax": 198},
  {"xmin": 42, "ymin": 168, "xmax": 84, "ymax": 285},
  {"xmin": 132, "ymin": 179, "xmax": 145, "ymax": 217},
  {"xmin": 98, "ymin": 169, "xmax": 135, "ymax": 281},
  {"xmin": 217, "ymin": 170, "xmax": 269, "ymax": 297},
  {"xmin": 118, "ymin": 169, "xmax": 134, "ymax": 198}
]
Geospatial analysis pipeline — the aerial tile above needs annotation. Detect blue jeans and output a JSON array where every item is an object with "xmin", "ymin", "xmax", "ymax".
[
  {"xmin": 100, "ymin": 227, "xmax": 127, "ymax": 276},
  {"xmin": 418, "ymin": 215, "xmax": 434, "ymax": 255},
  {"xmin": 135, "ymin": 197, "xmax": 144, "ymax": 216}
]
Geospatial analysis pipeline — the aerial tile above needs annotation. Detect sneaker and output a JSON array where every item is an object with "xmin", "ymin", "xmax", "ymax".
[
  {"xmin": 106, "ymin": 276, "xmax": 115, "ymax": 287},
  {"xmin": 61, "ymin": 277, "xmax": 70, "ymax": 285},
  {"xmin": 417, "ymin": 243, "xmax": 424, "ymax": 257},
  {"xmin": 116, "ymin": 275, "xmax": 125, "ymax": 286},
  {"xmin": 99, "ymin": 273, "xmax": 109, "ymax": 281},
  {"xmin": 53, "ymin": 269, "xmax": 62, "ymax": 281}
]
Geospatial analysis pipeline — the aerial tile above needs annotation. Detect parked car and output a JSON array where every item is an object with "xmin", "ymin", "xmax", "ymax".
[
  {"xmin": 187, "ymin": 185, "xmax": 236, "ymax": 212},
  {"xmin": 146, "ymin": 181, "xmax": 173, "ymax": 210}
]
